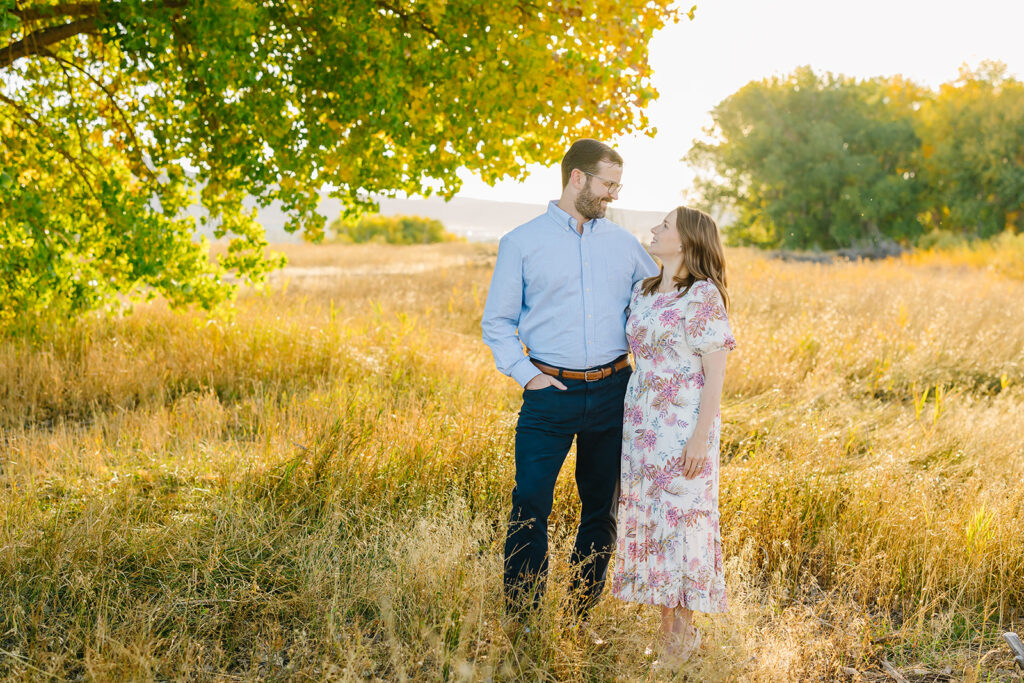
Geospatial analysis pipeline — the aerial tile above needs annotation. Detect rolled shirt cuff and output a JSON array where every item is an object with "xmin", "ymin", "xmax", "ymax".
[{"xmin": 510, "ymin": 358, "xmax": 543, "ymax": 388}]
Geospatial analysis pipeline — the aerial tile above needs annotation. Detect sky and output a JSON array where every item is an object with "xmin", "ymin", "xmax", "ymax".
[{"xmin": 451, "ymin": 0, "xmax": 1024, "ymax": 212}]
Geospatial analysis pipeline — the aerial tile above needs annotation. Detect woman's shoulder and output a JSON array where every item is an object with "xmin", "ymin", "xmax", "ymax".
[
  {"xmin": 684, "ymin": 278, "xmax": 712, "ymax": 296},
  {"xmin": 683, "ymin": 279, "xmax": 727, "ymax": 306}
]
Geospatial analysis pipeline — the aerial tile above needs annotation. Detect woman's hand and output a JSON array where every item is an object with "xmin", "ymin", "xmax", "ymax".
[{"xmin": 681, "ymin": 435, "xmax": 709, "ymax": 479}]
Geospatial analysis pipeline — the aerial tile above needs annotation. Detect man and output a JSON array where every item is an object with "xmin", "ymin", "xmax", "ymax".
[{"xmin": 481, "ymin": 138, "xmax": 659, "ymax": 622}]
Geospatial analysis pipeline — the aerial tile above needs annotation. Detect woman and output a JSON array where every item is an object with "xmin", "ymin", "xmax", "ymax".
[{"xmin": 610, "ymin": 206, "xmax": 736, "ymax": 663}]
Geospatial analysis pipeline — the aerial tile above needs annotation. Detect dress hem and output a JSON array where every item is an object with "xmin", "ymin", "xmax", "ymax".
[{"xmin": 611, "ymin": 590, "xmax": 728, "ymax": 614}]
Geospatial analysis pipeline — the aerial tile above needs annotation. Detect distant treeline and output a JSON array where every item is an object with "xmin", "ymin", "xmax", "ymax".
[
  {"xmin": 325, "ymin": 214, "xmax": 463, "ymax": 245},
  {"xmin": 688, "ymin": 62, "xmax": 1024, "ymax": 250}
]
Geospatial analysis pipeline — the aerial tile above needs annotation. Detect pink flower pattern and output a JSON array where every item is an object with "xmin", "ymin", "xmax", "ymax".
[{"xmin": 611, "ymin": 280, "xmax": 736, "ymax": 612}]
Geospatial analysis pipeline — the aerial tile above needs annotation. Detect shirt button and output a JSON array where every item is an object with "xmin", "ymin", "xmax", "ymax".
[
  {"xmin": 587, "ymin": 314, "xmax": 592, "ymax": 318},
  {"xmin": 586, "ymin": 288, "xmax": 590, "ymax": 292}
]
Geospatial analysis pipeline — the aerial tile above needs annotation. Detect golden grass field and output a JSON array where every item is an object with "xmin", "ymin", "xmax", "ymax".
[{"xmin": 1, "ymin": 241, "xmax": 1022, "ymax": 681}]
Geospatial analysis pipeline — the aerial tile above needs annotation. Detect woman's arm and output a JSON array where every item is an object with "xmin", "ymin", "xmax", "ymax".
[{"xmin": 682, "ymin": 349, "xmax": 728, "ymax": 479}]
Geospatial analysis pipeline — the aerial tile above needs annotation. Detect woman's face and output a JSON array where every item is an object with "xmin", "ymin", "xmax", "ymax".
[{"xmin": 649, "ymin": 210, "xmax": 681, "ymax": 258}]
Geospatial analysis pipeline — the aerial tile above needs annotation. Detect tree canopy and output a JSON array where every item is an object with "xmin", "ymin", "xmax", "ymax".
[
  {"xmin": 917, "ymin": 63, "xmax": 1024, "ymax": 239},
  {"xmin": 688, "ymin": 62, "xmax": 1024, "ymax": 250},
  {"xmin": 0, "ymin": 0, "xmax": 688, "ymax": 327},
  {"xmin": 687, "ymin": 67, "xmax": 927, "ymax": 250}
]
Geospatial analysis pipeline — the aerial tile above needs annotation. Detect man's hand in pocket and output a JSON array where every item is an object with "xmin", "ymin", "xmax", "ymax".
[{"xmin": 525, "ymin": 374, "xmax": 568, "ymax": 391}]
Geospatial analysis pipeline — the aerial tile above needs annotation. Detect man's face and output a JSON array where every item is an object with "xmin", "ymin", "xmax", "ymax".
[{"xmin": 574, "ymin": 161, "xmax": 622, "ymax": 220}]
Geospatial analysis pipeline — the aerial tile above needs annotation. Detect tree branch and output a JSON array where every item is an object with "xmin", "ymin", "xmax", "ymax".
[
  {"xmin": 0, "ymin": 16, "xmax": 97, "ymax": 69},
  {"xmin": 43, "ymin": 45, "xmax": 98, "ymax": 165},
  {"xmin": 9, "ymin": 2, "xmax": 99, "ymax": 22},
  {"xmin": 373, "ymin": 0, "xmax": 443, "ymax": 41},
  {"xmin": 37, "ymin": 46, "xmax": 156, "ymax": 181},
  {"xmin": 0, "ymin": 90, "xmax": 101, "ymax": 202}
]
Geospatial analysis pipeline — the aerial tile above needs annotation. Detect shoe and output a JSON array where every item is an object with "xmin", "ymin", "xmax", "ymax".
[
  {"xmin": 570, "ymin": 619, "xmax": 608, "ymax": 647},
  {"xmin": 581, "ymin": 625, "xmax": 607, "ymax": 647},
  {"xmin": 652, "ymin": 626, "xmax": 701, "ymax": 668},
  {"xmin": 649, "ymin": 631, "xmax": 682, "ymax": 667}
]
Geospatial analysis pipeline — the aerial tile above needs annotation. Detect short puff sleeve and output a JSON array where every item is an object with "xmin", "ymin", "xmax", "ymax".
[
  {"xmin": 626, "ymin": 280, "xmax": 644, "ymax": 316},
  {"xmin": 683, "ymin": 281, "xmax": 737, "ymax": 355}
]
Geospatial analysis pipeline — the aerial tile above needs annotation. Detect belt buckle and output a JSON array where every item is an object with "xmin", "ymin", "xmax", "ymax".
[{"xmin": 583, "ymin": 368, "xmax": 603, "ymax": 382}]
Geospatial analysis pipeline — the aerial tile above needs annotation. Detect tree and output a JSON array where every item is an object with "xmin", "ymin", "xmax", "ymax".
[
  {"xmin": 326, "ymin": 214, "xmax": 460, "ymax": 245},
  {"xmin": 687, "ymin": 67, "xmax": 928, "ymax": 250},
  {"xmin": 916, "ymin": 62, "xmax": 1024, "ymax": 238},
  {"xmin": 0, "ymin": 0, "xmax": 689, "ymax": 327}
]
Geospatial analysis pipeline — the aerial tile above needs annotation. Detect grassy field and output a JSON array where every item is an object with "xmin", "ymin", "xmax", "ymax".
[{"xmin": 1, "ymin": 242, "xmax": 1022, "ymax": 681}]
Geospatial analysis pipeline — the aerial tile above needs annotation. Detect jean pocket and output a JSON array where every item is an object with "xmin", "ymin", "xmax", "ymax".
[{"xmin": 523, "ymin": 384, "xmax": 558, "ymax": 399}]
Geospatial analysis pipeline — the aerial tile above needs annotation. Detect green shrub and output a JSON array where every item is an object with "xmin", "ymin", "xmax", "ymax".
[
  {"xmin": 916, "ymin": 229, "xmax": 968, "ymax": 250},
  {"xmin": 326, "ymin": 214, "xmax": 463, "ymax": 245}
]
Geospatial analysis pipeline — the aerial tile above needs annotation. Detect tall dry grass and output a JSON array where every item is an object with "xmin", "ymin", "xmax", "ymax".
[
  {"xmin": 0, "ymin": 242, "xmax": 1022, "ymax": 680},
  {"xmin": 903, "ymin": 231, "xmax": 1024, "ymax": 281}
]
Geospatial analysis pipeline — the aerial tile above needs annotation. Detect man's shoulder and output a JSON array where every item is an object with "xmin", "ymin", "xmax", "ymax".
[
  {"xmin": 596, "ymin": 218, "xmax": 642, "ymax": 244},
  {"xmin": 499, "ymin": 213, "xmax": 551, "ymax": 246}
]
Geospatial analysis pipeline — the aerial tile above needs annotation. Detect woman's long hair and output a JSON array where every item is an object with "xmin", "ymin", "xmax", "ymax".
[{"xmin": 640, "ymin": 206, "xmax": 730, "ymax": 310}]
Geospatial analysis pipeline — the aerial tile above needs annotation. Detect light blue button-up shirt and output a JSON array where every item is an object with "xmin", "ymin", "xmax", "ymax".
[{"xmin": 482, "ymin": 200, "xmax": 659, "ymax": 387}]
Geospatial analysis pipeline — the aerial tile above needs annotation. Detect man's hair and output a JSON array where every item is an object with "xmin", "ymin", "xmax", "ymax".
[{"xmin": 560, "ymin": 139, "xmax": 623, "ymax": 189}]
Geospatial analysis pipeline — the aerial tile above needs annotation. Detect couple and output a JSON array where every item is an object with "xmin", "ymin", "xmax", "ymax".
[{"xmin": 481, "ymin": 138, "xmax": 736, "ymax": 663}]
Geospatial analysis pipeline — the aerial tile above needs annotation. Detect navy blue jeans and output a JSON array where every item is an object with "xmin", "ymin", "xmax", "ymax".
[{"xmin": 503, "ymin": 363, "xmax": 631, "ymax": 617}]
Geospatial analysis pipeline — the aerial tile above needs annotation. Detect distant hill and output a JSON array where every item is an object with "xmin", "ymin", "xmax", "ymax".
[
  {"xmin": 191, "ymin": 194, "xmax": 666, "ymax": 244},
  {"xmin": 377, "ymin": 197, "xmax": 666, "ymax": 243}
]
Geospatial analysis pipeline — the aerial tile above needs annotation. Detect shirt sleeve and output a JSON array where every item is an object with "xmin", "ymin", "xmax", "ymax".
[
  {"xmin": 683, "ymin": 281, "xmax": 738, "ymax": 355},
  {"xmin": 481, "ymin": 235, "xmax": 543, "ymax": 387},
  {"xmin": 626, "ymin": 279, "xmax": 642, "ymax": 317},
  {"xmin": 631, "ymin": 238, "xmax": 659, "ymax": 285}
]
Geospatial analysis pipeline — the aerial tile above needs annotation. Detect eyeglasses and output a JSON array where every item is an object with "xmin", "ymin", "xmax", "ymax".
[{"xmin": 581, "ymin": 170, "xmax": 623, "ymax": 194}]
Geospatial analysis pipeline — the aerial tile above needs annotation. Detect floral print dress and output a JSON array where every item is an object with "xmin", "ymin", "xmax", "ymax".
[{"xmin": 611, "ymin": 279, "xmax": 737, "ymax": 612}]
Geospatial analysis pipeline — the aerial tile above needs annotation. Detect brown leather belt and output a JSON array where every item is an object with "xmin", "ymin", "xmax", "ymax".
[{"xmin": 531, "ymin": 355, "xmax": 630, "ymax": 382}]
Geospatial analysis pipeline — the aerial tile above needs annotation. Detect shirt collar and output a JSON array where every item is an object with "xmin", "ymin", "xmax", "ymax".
[{"xmin": 546, "ymin": 200, "xmax": 600, "ymax": 234}]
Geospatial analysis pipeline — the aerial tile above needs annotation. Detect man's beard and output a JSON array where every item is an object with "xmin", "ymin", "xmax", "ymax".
[{"xmin": 575, "ymin": 179, "xmax": 609, "ymax": 220}]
